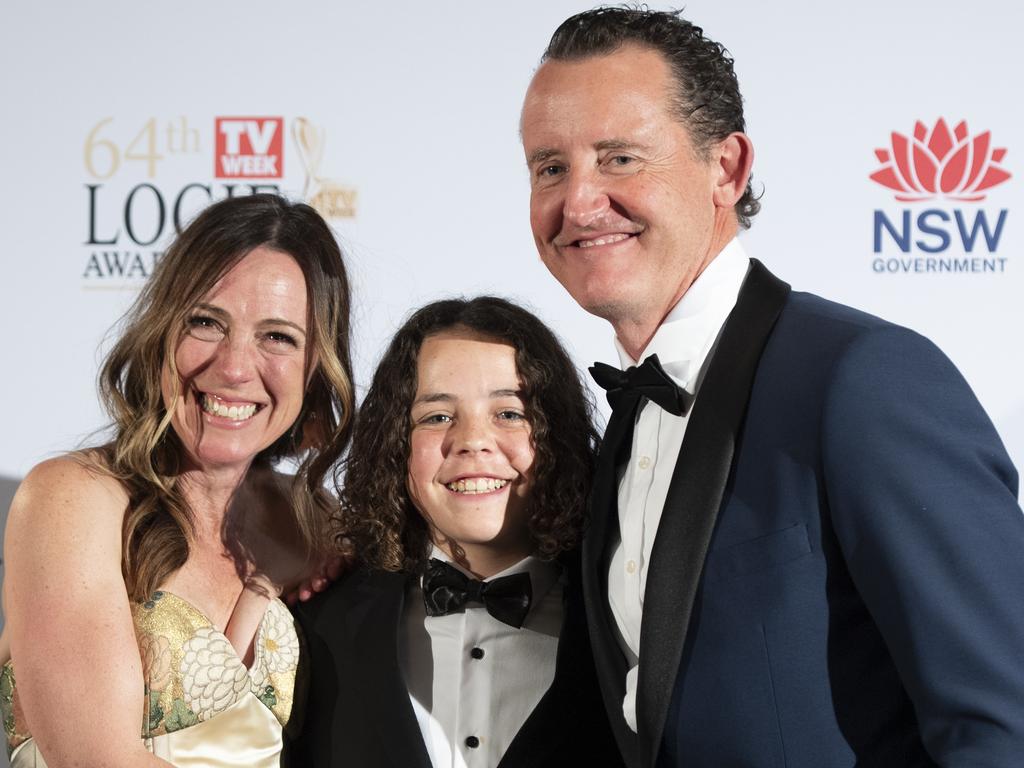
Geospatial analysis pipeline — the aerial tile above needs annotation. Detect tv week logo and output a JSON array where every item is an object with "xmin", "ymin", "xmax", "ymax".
[
  {"xmin": 215, "ymin": 117, "xmax": 283, "ymax": 178},
  {"xmin": 869, "ymin": 119, "xmax": 1011, "ymax": 268}
]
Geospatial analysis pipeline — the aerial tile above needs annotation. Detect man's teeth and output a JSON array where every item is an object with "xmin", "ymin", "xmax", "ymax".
[
  {"xmin": 577, "ymin": 233, "xmax": 631, "ymax": 248},
  {"xmin": 445, "ymin": 478, "xmax": 509, "ymax": 494},
  {"xmin": 201, "ymin": 395, "xmax": 257, "ymax": 421}
]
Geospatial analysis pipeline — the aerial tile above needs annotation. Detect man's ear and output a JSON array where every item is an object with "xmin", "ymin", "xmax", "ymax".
[{"xmin": 712, "ymin": 132, "xmax": 754, "ymax": 209}]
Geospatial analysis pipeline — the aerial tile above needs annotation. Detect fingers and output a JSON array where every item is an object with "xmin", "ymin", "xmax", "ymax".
[{"xmin": 325, "ymin": 557, "xmax": 344, "ymax": 581}]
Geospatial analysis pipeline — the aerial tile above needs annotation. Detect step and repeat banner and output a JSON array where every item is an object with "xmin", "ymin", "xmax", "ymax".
[{"xmin": 0, "ymin": 0, "xmax": 1020, "ymax": 616}]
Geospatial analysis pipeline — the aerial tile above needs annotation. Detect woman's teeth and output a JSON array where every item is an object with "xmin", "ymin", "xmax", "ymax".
[
  {"xmin": 446, "ymin": 478, "xmax": 509, "ymax": 494},
  {"xmin": 201, "ymin": 394, "xmax": 257, "ymax": 421}
]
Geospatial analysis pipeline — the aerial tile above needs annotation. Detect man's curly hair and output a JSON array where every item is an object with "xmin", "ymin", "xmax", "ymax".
[
  {"xmin": 542, "ymin": 6, "xmax": 761, "ymax": 228},
  {"xmin": 338, "ymin": 296, "xmax": 599, "ymax": 573}
]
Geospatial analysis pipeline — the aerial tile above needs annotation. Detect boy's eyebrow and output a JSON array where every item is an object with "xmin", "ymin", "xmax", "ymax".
[
  {"xmin": 413, "ymin": 393, "xmax": 454, "ymax": 405},
  {"xmin": 412, "ymin": 389, "xmax": 523, "ymax": 405}
]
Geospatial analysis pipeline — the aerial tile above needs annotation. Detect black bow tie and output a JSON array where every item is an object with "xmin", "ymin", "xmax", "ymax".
[
  {"xmin": 422, "ymin": 558, "xmax": 533, "ymax": 629},
  {"xmin": 589, "ymin": 354, "xmax": 691, "ymax": 416}
]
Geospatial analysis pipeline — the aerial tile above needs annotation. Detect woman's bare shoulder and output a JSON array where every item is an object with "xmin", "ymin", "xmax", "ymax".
[{"xmin": 7, "ymin": 454, "xmax": 129, "ymax": 539}]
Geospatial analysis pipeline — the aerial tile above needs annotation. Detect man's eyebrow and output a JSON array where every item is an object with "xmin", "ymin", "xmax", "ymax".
[
  {"xmin": 594, "ymin": 138, "xmax": 651, "ymax": 153},
  {"xmin": 528, "ymin": 140, "xmax": 651, "ymax": 166},
  {"xmin": 528, "ymin": 148, "xmax": 560, "ymax": 166}
]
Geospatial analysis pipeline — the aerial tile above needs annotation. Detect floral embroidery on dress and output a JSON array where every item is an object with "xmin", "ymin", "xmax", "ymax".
[
  {"xmin": 257, "ymin": 601, "xmax": 301, "ymax": 675},
  {"xmin": 134, "ymin": 592, "xmax": 300, "ymax": 736},
  {"xmin": 0, "ymin": 589, "xmax": 301, "ymax": 755},
  {"xmin": 180, "ymin": 627, "xmax": 251, "ymax": 718},
  {"xmin": 0, "ymin": 663, "xmax": 30, "ymax": 759}
]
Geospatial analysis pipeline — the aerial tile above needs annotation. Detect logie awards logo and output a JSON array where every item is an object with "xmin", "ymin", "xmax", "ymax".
[
  {"xmin": 81, "ymin": 115, "xmax": 356, "ymax": 286},
  {"xmin": 869, "ymin": 118, "xmax": 1011, "ymax": 274}
]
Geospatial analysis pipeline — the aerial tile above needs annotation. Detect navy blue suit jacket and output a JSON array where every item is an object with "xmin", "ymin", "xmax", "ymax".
[{"xmin": 584, "ymin": 261, "xmax": 1024, "ymax": 767}]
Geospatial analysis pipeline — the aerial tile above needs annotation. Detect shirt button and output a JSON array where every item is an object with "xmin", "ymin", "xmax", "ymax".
[
  {"xmin": 470, "ymin": 647, "xmax": 485, "ymax": 660},
  {"xmin": 626, "ymin": 559, "xmax": 637, "ymax": 574},
  {"xmin": 465, "ymin": 736, "xmax": 480, "ymax": 749},
  {"xmin": 638, "ymin": 456, "xmax": 651, "ymax": 470}
]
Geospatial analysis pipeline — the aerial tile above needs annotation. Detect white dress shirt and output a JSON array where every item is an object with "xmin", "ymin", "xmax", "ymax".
[
  {"xmin": 399, "ymin": 547, "xmax": 563, "ymax": 768},
  {"xmin": 607, "ymin": 238, "xmax": 750, "ymax": 732}
]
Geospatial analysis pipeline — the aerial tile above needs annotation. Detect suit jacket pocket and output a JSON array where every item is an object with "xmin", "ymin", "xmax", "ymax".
[{"xmin": 705, "ymin": 522, "xmax": 811, "ymax": 583}]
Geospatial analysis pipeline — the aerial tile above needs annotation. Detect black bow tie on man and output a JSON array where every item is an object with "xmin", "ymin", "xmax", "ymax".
[
  {"xmin": 422, "ymin": 558, "xmax": 533, "ymax": 629},
  {"xmin": 589, "ymin": 354, "xmax": 692, "ymax": 417}
]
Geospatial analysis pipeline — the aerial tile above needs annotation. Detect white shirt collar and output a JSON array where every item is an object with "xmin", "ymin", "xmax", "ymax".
[{"xmin": 613, "ymin": 237, "xmax": 750, "ymax": 392}]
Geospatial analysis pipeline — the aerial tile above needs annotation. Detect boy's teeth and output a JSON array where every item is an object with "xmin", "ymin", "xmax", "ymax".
[
  {"xmin": 446, "ymin": 478, "xmax": 509, "ymax": 494},
  {"xmin": 201, "ymin": 394, "xmax": 257, "ymax": 421}
]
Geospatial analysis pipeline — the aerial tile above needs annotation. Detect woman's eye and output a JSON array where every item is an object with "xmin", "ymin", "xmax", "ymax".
[
  {"xmin": 497, "ymin": 410, "xmax": 526, "ymax": 422},
  {"xmin": 266, "ymin": 331, "xmax": 298, "ymax": 347},
  {"xmin": 185, "ymin": 315, "xmax": 223, "ymax": 341}
]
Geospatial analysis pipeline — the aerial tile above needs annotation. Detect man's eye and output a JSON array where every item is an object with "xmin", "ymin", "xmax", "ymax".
[
  {"xmin": 538, "ymin": 164, "xmax": 564, "ymax": 178},
  {"xmin": 609, "ymin": 155, "xmax": 633, "ymax": 166}
]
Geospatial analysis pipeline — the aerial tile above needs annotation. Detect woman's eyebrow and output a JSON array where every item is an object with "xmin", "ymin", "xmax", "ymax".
[
  {"xmin": 192, "ymin": 303, "xmax": 306, "ymax": 336},
  {"xmin": 260, "ymin": 317, "xmax": 307, "ymax": 337}
]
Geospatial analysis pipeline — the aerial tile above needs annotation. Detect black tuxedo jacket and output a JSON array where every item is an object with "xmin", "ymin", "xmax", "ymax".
[
  {"xmin": 584, "ymin": 260, "xmax": 1024, "ymax": 767},
  {"xmin": 283, "ymin": 555, "xmax": 623, "ymax": 768}
]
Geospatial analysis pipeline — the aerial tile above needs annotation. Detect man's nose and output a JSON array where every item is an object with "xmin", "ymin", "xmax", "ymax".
[{"xmin": 562, "ymin": 168, "xmax": 609, "ymax": 228}]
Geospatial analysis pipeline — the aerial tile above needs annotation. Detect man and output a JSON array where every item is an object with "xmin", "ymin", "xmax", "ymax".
[{"xmin": 521, "ymin": 8, "xmax": 1024, "ymax": 767}]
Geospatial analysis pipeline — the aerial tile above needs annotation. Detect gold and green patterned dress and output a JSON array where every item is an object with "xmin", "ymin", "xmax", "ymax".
[{"xmin": 1, "ymin": 591, "xmax": 300, "ymax": 768}]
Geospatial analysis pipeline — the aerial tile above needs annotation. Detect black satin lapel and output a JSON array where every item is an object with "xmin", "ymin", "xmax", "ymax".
[
  {"xmin": 636, "ymin": 260, "xmax": 791, "ymax": 767},
  {"xmin": 499, "ymin": 571, "xmax": 576, "ymax": 767},
  {"xmin": 583, "ymin": 421, "xmax": 639, "ymax": 764},
  {"xmin": 315, "ymin": 570, "xmax": 433, "ymax": 768}
]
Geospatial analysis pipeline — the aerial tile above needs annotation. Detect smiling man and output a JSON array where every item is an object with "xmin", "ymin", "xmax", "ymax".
[{"xmin": 521, "ymin": 7, "xmax": 1024, "ymax": 768}]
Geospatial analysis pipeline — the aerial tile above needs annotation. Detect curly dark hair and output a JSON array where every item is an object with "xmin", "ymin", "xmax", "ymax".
[
  {"xmin": 542, "ymin": 5, "xmax": 761, "ymax": 228},
  {"xmin": 339, "ymin": 296, "xmax": 599, "ymax": 573}
]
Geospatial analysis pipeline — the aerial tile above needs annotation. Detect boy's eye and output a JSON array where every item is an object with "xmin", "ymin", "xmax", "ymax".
[{"xmin": 418, "ymin": 413, "xmax": 452, "ymax": 425}]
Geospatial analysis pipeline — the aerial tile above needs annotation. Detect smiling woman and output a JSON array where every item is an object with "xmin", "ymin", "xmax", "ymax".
[{"xmin": 0, "ymin": 194, "xmax": 353, "ymax": 768}]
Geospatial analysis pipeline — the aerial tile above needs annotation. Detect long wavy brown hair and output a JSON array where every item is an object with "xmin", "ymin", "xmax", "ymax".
[
  {"xmin": 339, "ymin": 296, "xmax": 598, "ymax": 573},
  {"xmin": 90, "ymin": 193, "xmax": 353, "ymax": 600}
]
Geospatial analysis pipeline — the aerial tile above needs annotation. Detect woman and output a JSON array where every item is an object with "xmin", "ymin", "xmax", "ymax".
[
  {"xmin": 285, "ymin": 297, "xmax": 622, "ymax": 768},
  {"xmin": 0, "ymin": 194, "xmax": 353, "ymax": 767}
]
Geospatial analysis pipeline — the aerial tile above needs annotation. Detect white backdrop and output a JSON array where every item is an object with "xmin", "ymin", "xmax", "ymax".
[{"xmin": 0, "ymin": 5, "xmax": 1019, "ymax": 754}]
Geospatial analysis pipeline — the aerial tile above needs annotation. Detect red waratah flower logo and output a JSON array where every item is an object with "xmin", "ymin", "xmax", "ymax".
[{"xmin": 870, "ymin": 118, "xmax": 1011, "ymax": 202}]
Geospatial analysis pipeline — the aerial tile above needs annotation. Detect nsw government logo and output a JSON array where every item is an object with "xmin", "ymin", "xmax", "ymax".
[{"xmin": 869, "ymin": 118, "xmax": 1011, "ymax": 274}]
